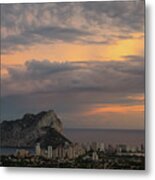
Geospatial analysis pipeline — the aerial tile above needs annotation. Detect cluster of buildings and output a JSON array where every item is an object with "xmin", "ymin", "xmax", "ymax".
[
  {"xmin": 34, "ymin": 142, "xmax": 144, "ymax": 161},
  {"xmin": 14, "ymin": 141, "xmax": 144, "ymax": 161},
  {"xmin": 35, "ymin": 142, "xmax": 86, "ymax": 160},
  {"xmin": 116, "ymin": 144, "xmax": 144, "ymax": 156}
]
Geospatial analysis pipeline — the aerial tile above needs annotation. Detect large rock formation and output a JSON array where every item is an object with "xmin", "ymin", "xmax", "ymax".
[{"xmin": 0, "ymin": 110, "xmax": 71, "ymax": 148}]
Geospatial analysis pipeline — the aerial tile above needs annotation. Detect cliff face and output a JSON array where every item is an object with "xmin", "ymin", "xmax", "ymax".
[
  {"xmin": 34, "ymin": 110, "xmax": 63, "ymax": 133},
  {"xmin": 0, "ymin": 110, "xmax": 71, "ymax": 148}
]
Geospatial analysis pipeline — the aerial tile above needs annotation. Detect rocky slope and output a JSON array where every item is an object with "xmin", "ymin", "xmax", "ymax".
[{"xmin": 0, "ymin": 110, "xmax": 71, "ymax": 148}]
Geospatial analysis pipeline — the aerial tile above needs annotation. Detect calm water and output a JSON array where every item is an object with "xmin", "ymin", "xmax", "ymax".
[
  {"xmin": 0, "ymin": 129, "xmax": 144, "ymax": 155},
  {"xmin": 64, "ymin": 128, "xmax": 145, "ymax": 146}
]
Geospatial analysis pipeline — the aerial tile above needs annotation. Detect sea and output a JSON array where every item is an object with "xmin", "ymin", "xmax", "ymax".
[
  {"xmin": 0, "ymin": 129, "xmax": 144, "ymax": 155},
  {"xmin": 63, "ymin": 128, "xmax": 145, "ymax": 146}
]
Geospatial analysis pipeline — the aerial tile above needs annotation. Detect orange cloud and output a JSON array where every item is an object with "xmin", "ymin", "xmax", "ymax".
[
  {"xmin": 84, "ymin": 104, "xmax": 144, "ymax": 116},
  {"xmin": 127, "ymin": 95, "xmax": 144, "ymax": 101}
]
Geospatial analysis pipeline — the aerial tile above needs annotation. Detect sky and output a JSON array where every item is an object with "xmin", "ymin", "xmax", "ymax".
[{"xmin": 1, "ymin": 0, "xmax": 145, "ymax": 129}]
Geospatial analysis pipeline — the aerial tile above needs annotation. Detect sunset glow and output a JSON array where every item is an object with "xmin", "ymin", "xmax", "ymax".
[
  {"xmin": 84, "ymin": 104, "xmax": 144, "ymax": 115},
  {"xmin": 1, "ymin": 1, "xmax": 144, "ymax": 129}
]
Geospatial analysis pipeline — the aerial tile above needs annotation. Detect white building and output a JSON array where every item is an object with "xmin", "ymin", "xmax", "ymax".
[
  {"xmin": 99, "ymin": 143, "xmax": 105, "ymax": 152},
  {"xmin": 67, "ymin": 145, "xmax": 74, "ymax": 159},
  {"xmin": 131, "ymin": 146, "xmax": 137, "ymax": 153},
  {"xmin": 47, "ymin": 146, "xmax": 53, "ymax": 159},
  {"xmin": 35, "ymin": 143, "xmax": 41, "ymax": 156},
  {"xmin": 57, "ymin": 145, "xmax": 64, "ymax": 159},
  {"xmin": 116, "ymin": 144, "xmax": 127, "ymax": 153},
  {"xmin": 126, "ymin": 145, "xmax": 131, "ymax": 152},
  {"xmin": 92, "ymin": 152, "xmax": 99, "ymax": 161}
]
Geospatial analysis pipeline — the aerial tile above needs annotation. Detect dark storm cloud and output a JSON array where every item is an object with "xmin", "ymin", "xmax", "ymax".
[
  {"xmin": 2, "ymin": 56, "xmax": 144, "ymax": 97},
  {"xmin": 1, "ymin": 26, "xmax": 92, "ymax": 54},
  {"xmin": 1, "ymin": 1, "xmax": 144, "ymax": 54},
  {"xmin": 32, "ymin": 26, "xmax": 92, "ymax": 40},
  {"xmin": 7, "ymin": 60, "xmax": 79, "ymax": 80}
]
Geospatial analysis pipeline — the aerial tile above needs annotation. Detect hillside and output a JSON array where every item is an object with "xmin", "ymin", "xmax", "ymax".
[{"xmin": 0, "ymin": 110, "xmax": 71, "ymax": 148}]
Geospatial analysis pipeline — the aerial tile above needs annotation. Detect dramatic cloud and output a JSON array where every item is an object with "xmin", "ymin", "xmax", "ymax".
[
  {"xmin": 1, "ymin": 26, "xmax": 92, "ymax": 54},
  {"xmin": 1, "ymin": 56, "xmax": 144, "ymax": 127},
  {"xmin": 2, "ymin": 56, "xmax": 144, "ymax": 97},
  {"xmin": 1, "ymin": 0, "xmax": 144, "ymax": 54}
]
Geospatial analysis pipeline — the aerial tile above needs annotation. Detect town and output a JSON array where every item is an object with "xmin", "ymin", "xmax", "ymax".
[{"xmin": 1, "ymin": 142, "xmax": 145, "ymax": 169}]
